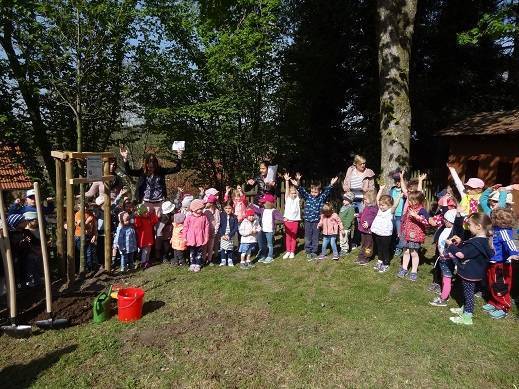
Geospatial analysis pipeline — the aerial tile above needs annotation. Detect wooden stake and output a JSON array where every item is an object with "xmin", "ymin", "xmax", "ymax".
[
  {"xmin": 0, "ymin": 191, "xmax": 17, "ymax": 321},
  {"xmin": 103, "ymin": 161, "xmax": 111, "ymax": 272},
  {"xmin": 55, "ymin": 159, "xmax": 65, "ymax": 277},
  {"xmin": 34, "ymin": 182, "xmax": 52, "ymax": 314},
  {"xmin": 65, "ymin": 158, "xmax": 75, "ymax": 284}
]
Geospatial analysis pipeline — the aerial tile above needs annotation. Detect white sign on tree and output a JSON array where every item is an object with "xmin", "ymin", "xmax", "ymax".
[{"xmin": 86, "ymin": 156, "xmax": 103, "ymax": 182}]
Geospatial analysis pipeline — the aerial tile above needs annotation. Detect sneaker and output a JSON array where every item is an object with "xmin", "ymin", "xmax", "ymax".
[
  {"xmin": 429, "ymin": 297, "xmax": 448, "ymax": 307},
  {"xmin": 394, "ymin": 248, "xmax": 403, "ymax": 257},
  {"xmin": 449, "ymin": 307, "xmax": 463, "ymax": 316},
  {"xmin": 283, "ymin": 252, "xmax": 290, "ymax": 259},
  {"xmin": 193, "ymin": 265, "xmax": 201, "ymax": 272},
  {"xmin": 351, "ymin": 245, "xmax": 358, "ymax": 250},
  {"xmin": 318, "ymin": 255, "xmax": 326, "ymax": 260},
  {"xmin": 353, "ymin": 258, "xmax": 361, "ymax": 264},
  {"xmin": 162, "ymin": 258, "xmax": 168, "ymax": 264},
  {"xmin": 227, "ymin": 260, "xmax": 234, "ymax": 267},
  {"xmin": 240, "ymin": 262, "xmax": 249, "ymax": 270},
  {"xmin": 288, "ymin": 253, "xmax": 295, "ymax": 259},
  {"xmin": 474, "ymin": 291, "xmax": 483, "ymax": 299},
  {"xmin": 396, "ymin": 268, "xmax": 408, "ymax": 278},
  {"xmin": 408, "ymin": 272, "xmax": 418, "ymax": 282},
  {"xmin": 257, "ymin": 257, "xmax": 266, "ymax": 263},
  {"xmin": 357, "ymin": 259, "xmax": 369, "ymax": 266},
  {"xmin": 482, "ymin": 303, "xmax": 496, "ymax": 312},
  {"xmin": 373, "ymin": 260, "xmax": 382, "ymax": 270},
  {"xmin": 449, "ymin": 313, "xmax": 473, "ymax": 325},
  {"xmin": 427, "ymin": 283, "xmax": 441, "ymax": 293},
  {"xmin": 489, "ymin": 309, "xmax": 507, "ymax": 319},
  {"xmin": 310, "ymin": 253, "xmax": 318, "ymax": 259},
  {"xmin": 263, "ymin": 257, "xmax": 274, "ymax": 264},
  {"xmin": 188, "ymin": 265, "xmax": 195, "ymax": 272},
  {"xmin": 142, "ymin": 261, "xmax": 151, "ymax": 269},
  {"xmin": 378, "ymin": 264, "xmax": 390, "ymax": 273},
  {"xmin": 219, "ymin": 261, "xmax": 226, "ymax": 267},
  {"xmin": 307, "ymin": 254, "xmax": 315, "ymax": 262},
  {"xmin": 332, "ymin": 256, "xmax": 339, "ymax": 261},
  {"xmin": 246, "ymin": 261, "xmax": 255, "ymax": 268}
]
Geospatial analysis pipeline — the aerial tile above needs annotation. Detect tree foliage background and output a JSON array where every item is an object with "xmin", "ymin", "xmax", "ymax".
[{"xmin": 1, "ymin": 0, "xmax": 517, "ymax": 191}]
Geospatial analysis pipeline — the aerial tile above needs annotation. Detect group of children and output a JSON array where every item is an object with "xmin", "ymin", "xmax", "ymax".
[{"xmin": 5, "ymin": 159, "xmax": 517, "ymax": 327}]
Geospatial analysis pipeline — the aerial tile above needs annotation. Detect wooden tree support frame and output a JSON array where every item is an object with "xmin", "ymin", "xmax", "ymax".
[{"xmin": 52, "ymin": 151, "xmax": 114, "ymax": 285}]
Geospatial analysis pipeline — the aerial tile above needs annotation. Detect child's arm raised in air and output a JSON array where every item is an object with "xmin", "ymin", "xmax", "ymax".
[
  {"xmin": 447, "ymin": 164, "xmax": 465, "ymax": 197},
  {"xmin": 376, "ymin": 184, "xmax": 385, "ymax": 203},
  {"xmin": 291, "ymin": 177, "xmax": 310, "ymax": 200},
  {"xmin": 417, "ymin": 173, "xmax": 427, "ymax": 192},
  {"xmin": 284, "ymin": 173, "xmax": 291, "ymax": 201},
  {"xmin": 400, "ymin": 170, "xmax": 408, "ymax": 197}
]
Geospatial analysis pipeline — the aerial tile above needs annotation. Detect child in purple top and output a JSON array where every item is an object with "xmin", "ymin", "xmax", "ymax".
[{"xmin": 355, "ymin": 190, "xmax": 378, "ymax": 266}]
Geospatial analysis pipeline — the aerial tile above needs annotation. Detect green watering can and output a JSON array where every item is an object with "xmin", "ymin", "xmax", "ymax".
[{"xmin": 93, "ymin": 286, "xmax": 112, "ymax": 323}]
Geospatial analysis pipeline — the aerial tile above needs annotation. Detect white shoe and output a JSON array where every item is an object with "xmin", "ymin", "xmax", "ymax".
[
  {"xmin": 219, "ymin": 261, "xmax": 226, "ymax": 267},
  {"xmin": 227, "ymin": 262, "xmax": 234, "ymax": 267},
  {"xmin": 288, "ymin": 252, "xmax": 295, "ymax": 259},
  {"xmin": 283, "ymin": 252, "xmax": 290, "ymax": 259}
]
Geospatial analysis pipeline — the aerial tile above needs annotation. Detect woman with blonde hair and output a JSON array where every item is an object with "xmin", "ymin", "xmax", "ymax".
[{"xmin": 342, "ymin": 155, "xmax": 375, "ymax": 214}]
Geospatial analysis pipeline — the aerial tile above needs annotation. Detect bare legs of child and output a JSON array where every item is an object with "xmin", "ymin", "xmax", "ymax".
[{"xmin": 397, "ymin": 249, "xmax": 419, "ymax": 281}]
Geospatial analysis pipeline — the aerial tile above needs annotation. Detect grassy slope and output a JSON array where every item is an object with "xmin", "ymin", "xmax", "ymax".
[{"xmin": 1, "ymin": 245, "xmax": 518, "ymax": 388}]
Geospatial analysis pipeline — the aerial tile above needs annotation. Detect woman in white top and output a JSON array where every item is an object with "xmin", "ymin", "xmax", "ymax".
[
  {"xmin": 342, "ymin": 155, "xmax": 376, "ymax": 214},
  {"xmin": 371, "ymin": 185, "xmax": 402, "ymax": 273},
  {"xmin": 283, "ymin": 173, "xmax": 301, "ymax": 258}
]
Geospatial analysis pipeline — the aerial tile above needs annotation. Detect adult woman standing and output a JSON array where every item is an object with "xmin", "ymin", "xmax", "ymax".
[
  {"xmin": 120, "ymin": 145, "xmax": 182, "ymax": 216},
  {"xmin": 342, "ymin": 155, "xmax": 375, "ymax": 214}
]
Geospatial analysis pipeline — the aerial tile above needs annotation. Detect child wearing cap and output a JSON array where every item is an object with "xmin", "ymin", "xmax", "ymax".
[
  {"xmin": 238, "ymin": 209, "xmax": 261, "ymax": 269},
  {"xmin": 182, "ymin": 199, "xmax": 210, "ymax": 272},
  {"xmin": 447, "ymin": 164, "xmax": 484, "ymax": 216},
  {"xmin": 155, "ymin": 201, "xmax": 175, "ymax": 263},
  {"xmin": 134, "ymin": 204, "xmax": 159, "ymax": 269},
  {"xmin": 250, "ymin": 193, "xmax": 284, "ymax": 264},
  {"xmin": 479, "ymin": 184, "xmax": 518, "ymax": 215},
  {"xmin": 171, "ymin": 212, "xmax": 187, "ymax": 266},
  {"xmin": 203, "ymin": 194, "xmax": 221, "ymax": 265},
  {"xmin": 282, "ymin": 173, "xmax": 301, "ymax": 259},
  {"xmin": 339, "ymin": 192, "xmax": 355, "ymax": 256},
  {"xmin": 290, "ymin": 174, "xmax": 339, "ymax": 260}
]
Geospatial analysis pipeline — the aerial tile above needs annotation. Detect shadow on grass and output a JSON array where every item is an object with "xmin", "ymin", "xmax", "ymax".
[
  {"xmin": 0, "ymin": 344, "xmax": 77, "ymax": 389},
  {"xmin": 142, "ymin": 300, "xmax": 165, "ymax": 316}
]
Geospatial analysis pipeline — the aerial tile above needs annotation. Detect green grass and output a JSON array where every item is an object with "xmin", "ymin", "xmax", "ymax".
[{"xmin": 1, "ymin": 243, "xmax": 518, "ymax": 388}]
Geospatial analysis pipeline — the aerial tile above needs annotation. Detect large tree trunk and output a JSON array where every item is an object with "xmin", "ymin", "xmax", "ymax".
[{"xmin": 377, "ymin": 0, "xmax": 417, "ymax": 180}]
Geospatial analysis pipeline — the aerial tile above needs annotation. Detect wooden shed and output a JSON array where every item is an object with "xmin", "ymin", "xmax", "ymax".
[{"xmin": 437, "ymin": 109, "xmax": 519, "ymax": 212}]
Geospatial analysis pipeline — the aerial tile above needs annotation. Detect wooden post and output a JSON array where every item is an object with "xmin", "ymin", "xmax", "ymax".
[
  {"xmin": 0, "ymin": 191, "xmax": 17, "ymax": 322},
  {"xmin": 103, "ymin": 160, "xmax": 111, "ymax": 272},
  {"xmin": 65, "ymin": 158, "xmax": 75, "ymax": 284},
  {"xmin": 55, "ymin": 159, "xmax": 65, "ymax": 277},
  {"xmin": 34, "ymin": 182, "xmax": 52, "ymax": 315},
  {"xmin": 79, "ymin": 180, "xmax": 85, "ymax": 274}
]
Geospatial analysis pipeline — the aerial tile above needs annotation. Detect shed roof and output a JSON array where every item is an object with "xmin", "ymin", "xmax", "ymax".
[
  {"xmin": 0, "ymin": 143, "xmax": 33, "ymax": 190},
  {"xmin": 437, "ymin": 109, "xmax": 519, "ymax": 137}
]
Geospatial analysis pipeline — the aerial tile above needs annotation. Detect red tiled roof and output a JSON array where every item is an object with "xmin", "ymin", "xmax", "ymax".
[
  {"xmin": 0, "ymin": 143, "xmax": 33, "ymax": 190},
  {"xmin": 437, "ymin": 109, "xmax": 519, "ymax": 137}
]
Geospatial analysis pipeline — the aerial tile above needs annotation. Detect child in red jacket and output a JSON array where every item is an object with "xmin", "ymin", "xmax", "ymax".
[
  {"xmin": 134, "ymin": 204, "xmax": 158, "ymax": 269},
  {"xmin": 396, "ymin": 191, "xmax": 429, "ymax": 281}
]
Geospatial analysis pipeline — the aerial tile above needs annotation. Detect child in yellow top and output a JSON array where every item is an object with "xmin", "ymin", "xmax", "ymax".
[{"xmin": 447, "ymin": 164, "xmax": 484, "ymax": 216}]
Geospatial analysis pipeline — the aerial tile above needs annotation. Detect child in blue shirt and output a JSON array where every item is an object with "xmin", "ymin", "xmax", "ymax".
[
  {"xmin": 115, "ymin": 212, "xmax": 137, "ymax": 272},
  {"xmin": 291, "ymin": 174, "xmax": 338, "ymax": 260}
]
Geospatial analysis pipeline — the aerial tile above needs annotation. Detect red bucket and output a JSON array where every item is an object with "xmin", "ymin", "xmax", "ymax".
[{"xmin": 117, "ymin": 287, "xmax": 145, "ymax": 322}]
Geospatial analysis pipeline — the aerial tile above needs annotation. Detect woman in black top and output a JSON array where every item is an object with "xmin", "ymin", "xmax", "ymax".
[{"xmin": 120, "ymin": 145, "xmax": 182, "ymax": 216}]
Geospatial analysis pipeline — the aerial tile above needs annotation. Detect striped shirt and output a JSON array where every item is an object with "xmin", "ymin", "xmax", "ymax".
[{"xmin": 349, "ymin": 171, "xmax": 364, "ymax": 199}]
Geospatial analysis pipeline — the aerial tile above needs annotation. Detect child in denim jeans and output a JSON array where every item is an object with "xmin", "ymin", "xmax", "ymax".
[
  {"xmin": 250, "ymin": 194, "xmax": 284, "ymax": 264},
  {"xmin": 116, "ymin": 212, "xmax": 137, "ymax": 272},
  {"xmin": 318, "ymin": 203, "xmax": 344, "ymax": 260}
]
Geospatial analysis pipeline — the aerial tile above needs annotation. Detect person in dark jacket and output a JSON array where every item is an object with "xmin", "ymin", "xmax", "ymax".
[
  {"xmin": 218, "ymin": 201, "xmax": 239, "ymax": 267},
  {"xmin": 244, "ymin": 160, "xmax": 278, "ymax": 205},
  {"xmin": 446, "ymin": 212, "xmax": 494, "ymax": 326},
  {"xmin": 120, "ymin": 145, "xmax": 182, "ymax": 216}
]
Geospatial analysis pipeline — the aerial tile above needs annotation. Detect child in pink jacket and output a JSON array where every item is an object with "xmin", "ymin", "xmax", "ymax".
[
  {"xmin": 318, "ymin": 203, "xmax": 344, "ymax": 260},
  {"xmin": 182, "ymin": 199, "xmax": 210, "ymax": 272}
]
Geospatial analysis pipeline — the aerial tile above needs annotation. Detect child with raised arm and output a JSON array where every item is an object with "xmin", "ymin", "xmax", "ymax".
[
  {"xmin": 291, "ymin": 174, "xmax": 339, "ymax": 260},
  {"xmin": 224, "ymin": 185, "xmax": 248, "ymax": 222},
  {"xmin": 371, "ymin": 185, "xmax": 402, "ymax": 272},
  {"xmin": 447, "ymin": 164, "xmax": 484, "ymax": 216},
  {"xmin": 396, "ymin": 191, "xmax": 429, "ymax": 281},
  {"xmin": 354, "ymin": 190, "xmax": 378, "ymax": 266},
  {"xmin": 283, "ymin": 173, "xmax": 301, "ymax": 259}
]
